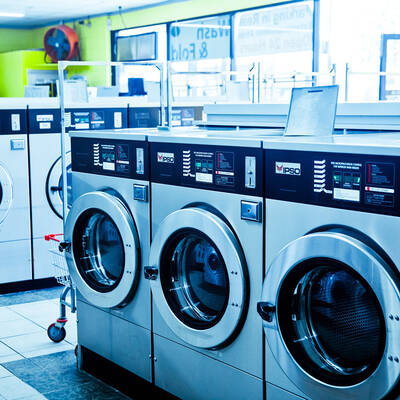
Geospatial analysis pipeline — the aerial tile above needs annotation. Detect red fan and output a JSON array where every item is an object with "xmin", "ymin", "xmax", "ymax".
[{"xmin": 44, "ymin": 25, "xmax": 80, "ymax": 63}]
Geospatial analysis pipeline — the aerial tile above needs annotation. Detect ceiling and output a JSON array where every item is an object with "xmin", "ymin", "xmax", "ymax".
[{"xmin": 0, "ymin": 0, "xmax": 171, "ymax": 28}]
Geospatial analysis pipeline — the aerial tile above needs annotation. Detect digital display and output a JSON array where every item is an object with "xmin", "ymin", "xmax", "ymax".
[{"xmin": 102, "ymin": 148, "xmax": 115, "ymax": 162}]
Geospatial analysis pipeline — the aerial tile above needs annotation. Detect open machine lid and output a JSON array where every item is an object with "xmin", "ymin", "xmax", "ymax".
[
  {"xmin": 258, "ymin": 231, "xmax": 400, "ymax": 400},
  {"xmin": 147, "ymin": 207, "xmax": 248, "ymax": 349},
  {"xmin": 65, "ymin": 191, "xmax": 140, "ymax": 309}
]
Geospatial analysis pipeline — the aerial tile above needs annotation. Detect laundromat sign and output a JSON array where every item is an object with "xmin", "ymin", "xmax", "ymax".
[{"xmin": 170, "ymin": 15, "xmax": 231, "ymax": 61}]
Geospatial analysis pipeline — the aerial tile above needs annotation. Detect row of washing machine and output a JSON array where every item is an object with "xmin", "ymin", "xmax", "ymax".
[
  {"xmin": 0, "ymin": 98, "xmax": 134, "ymax": 287},
  {"xmin": 0, "ymin": 96, "xmax": 203, "ymax": 288},
  {"xmin": 63, "ymin": 126, "xmax": 400, "ymax": 400}
]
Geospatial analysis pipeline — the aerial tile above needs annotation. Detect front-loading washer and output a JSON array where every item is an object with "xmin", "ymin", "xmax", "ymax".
[
  {"xmin": 146, "ymin": 134, "xmax": 264, "ymax": 400},
  {"xmin": 28, "ymin": 99, "xmax": 129, "ymax": 280},
  {"xmin": 258, "ymin": 134, "xmax": 400, "ymax": 400},
  {"xmin": 0, "ymin": 100, "xmax": 32, "ymax": 285},
  {"xmin": 63, "ymin": 129, "xmax": 152, "ymax": 382}
]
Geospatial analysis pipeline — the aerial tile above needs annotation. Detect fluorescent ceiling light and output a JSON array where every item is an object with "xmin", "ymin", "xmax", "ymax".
[{"xmin": 0, "ymin": 12, "xmax": 25, "ymax": 18}]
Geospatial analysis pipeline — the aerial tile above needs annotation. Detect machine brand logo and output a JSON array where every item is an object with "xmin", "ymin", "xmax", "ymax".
[
  {"xmin": 275, "ymin": 162, "xmax": 301, "ymax": 176},
  {"xmin": 157, "ymin": 152, "xmax": 175, "ymax": 164}
]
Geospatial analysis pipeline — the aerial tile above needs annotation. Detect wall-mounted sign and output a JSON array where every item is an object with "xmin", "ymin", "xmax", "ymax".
[
  {"xmin": 235, "ymin": 2, "xmax": 313, "ymax": 57},
  {"xmin": 170, "ymin": 14, "xmax": 231, "ymax": 61}
]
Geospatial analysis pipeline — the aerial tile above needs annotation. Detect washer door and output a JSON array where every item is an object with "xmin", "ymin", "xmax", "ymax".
[
  {"xmin": 0, "ymin": 164, "xmax": 12, "ymax": 224},
  {"xmin": 148, "ymin": 207, "xmax": 247, "ymax": 349},
  {"xmin": 46, "ymin": 152, "xmax": 72, "ymax": 219},
  {"xmin": 65, "ymin": 191, "xmax": 140, "ymax": 309},
  {"xmin": 258, "ymin": 231, "xmax": 400, "ymax": 399}
]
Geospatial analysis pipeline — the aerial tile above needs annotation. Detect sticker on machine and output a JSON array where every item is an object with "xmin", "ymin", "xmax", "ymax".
[
  {"xmin": 157, "ymin": 152, "xmax": 175, "ymax": 163},
  {"xmin": 39, "ymin": 122, "xmax": 51, "ymax": 130},
  {"xmin": 11, "ymin": 114, "xmax": 20, "ymax": 131},
  {"xmin": 37, "ymin": 115, "xmax": 54, "ymax": 122}
]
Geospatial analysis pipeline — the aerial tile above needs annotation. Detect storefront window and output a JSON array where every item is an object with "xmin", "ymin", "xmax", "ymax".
[
  {"xmin": 169, "ymin": 15, "xmax": 232, "ymax": 103},
  {"xmin": 319, "ymin": 0, "xmax": 400, "ymax": 101},
  {"xmin": 114, "ymin": 24, "xmax": 167, "ymax": 100},
  {"xmin": 234, "ymin": 1, "xmax": 314, "ymax": 103}
]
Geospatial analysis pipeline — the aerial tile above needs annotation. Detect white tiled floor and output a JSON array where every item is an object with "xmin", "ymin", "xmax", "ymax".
[{"xmin": 0, "ymin": 297, "xmax": 77, "ymax": 399}]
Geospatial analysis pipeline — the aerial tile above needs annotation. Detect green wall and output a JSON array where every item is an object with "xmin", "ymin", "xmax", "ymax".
[{"xmin": 0, "ymin": 28, "xmax": 35, "ymax": 52}]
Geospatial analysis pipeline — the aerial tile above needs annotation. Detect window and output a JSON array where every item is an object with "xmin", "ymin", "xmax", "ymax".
[
  {"xmin": 114, "ymin": 24, "xmax": 167, "ymax": 98},
  {"xmin": 234, "ymin": 1, "xmax": 315, "ymax": 103},
  {"xmin": 117, "ymin": 32, "xmax": 157, "ymax": 62},
  {"xmin": 169, "ymin": 15, "xmax": 232, "ymax": 102},
  {"xmin": 319, "ymin": 0, "xmax": 400, "ymax": 101}
]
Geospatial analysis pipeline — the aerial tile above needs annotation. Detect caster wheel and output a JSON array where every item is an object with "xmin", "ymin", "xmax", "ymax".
[{"xmin": 47, "ymin": 323, "xmax": 66, "ymax": 343}]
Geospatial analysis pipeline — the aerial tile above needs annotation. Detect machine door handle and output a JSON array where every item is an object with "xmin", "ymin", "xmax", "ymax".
[
  {"xmin": 59, "ymin": 241, "xmax": 71, "ymax": 253},
  {"xmin": 144, "ymin": 266, "xmax": 158, "ymax": 280},
  {"xmin": 257, "ymin": 302, "xmax": 275, "ymax": 323},
  {"xmin": 50, "ymin": 185, "xmax": 62, "ymax": 192}
]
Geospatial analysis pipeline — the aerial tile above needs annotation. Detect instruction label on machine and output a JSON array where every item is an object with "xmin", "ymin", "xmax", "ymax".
[
  {"xmin": 11, "ymin": 114, "xmax": 20, "ymax": 131},
  {"xmin": 364, "ymin": 162, "xmax": 395, "ymax": 207}
]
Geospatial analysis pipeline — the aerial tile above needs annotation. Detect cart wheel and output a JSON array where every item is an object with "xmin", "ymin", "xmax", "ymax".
[{"xmin": 47, "ymin": 323, "xmax": 66, "ymax": 343}]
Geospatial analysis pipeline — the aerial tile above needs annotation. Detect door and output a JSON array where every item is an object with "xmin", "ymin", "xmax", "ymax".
[
  {"xmin": 146, "ymin": 207, "xmax": 248, "ymax": 349},
  {"xmin": 46, "ymin": 152, "xmax": 72, "ymax": 219},
  {"xmin": 0, "ymin": 163, "xmax": 12, "ymax": 225},
  {"xmin": 64, "ymin": 191, "xmax": 140, "ymax": 309},
  {"xmin": 258, "ymin": 230, "xmax": 400, "ymax": 399}
]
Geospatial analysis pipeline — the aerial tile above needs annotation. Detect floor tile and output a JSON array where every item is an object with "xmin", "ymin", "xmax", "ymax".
[
  {"xmin": 4, "ymin": 350, "xmax": 128, "ymax": 399},
  {"xmin": 0, "ymin": 287, "xmax": 61, "ymax": 307},
  {"xmin": 0, "ymin": 343, "xmax": 23, "ymax": 364},
  {"xmin": 0, "ymin": 319, "xmax": 42, "ymax": 340},
  {"xmin": 0, "ymin": 309, "xmax": 21, "ymax": 323},
  {"xmin": 2, "ymin": 332, "xmax": 73, "ymax": 359},
  {"xmin": 0, "ymin": 376, "xmax": 43, "ymax": 400},
  {"xmin": 0, "ymin": 366, "xmax": 12, "ymax": 379}
]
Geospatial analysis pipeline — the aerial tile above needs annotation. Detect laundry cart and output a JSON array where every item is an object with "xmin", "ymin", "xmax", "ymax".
[{"xmin": 45, "ymin": 233, "xmax": 76, "ymax": 343}]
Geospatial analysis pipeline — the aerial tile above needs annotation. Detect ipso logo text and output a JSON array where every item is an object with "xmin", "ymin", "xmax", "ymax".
[
  {"xmin": 157, "ymin": 152, "xmax": 175, "ymax": 164},
  {"xmin": 275, "ymin": 162, "xmax": 301, "ymax": 176}
]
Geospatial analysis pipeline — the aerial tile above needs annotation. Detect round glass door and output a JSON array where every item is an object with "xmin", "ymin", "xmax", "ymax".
[
  {"xmin": 0, "ymin": 164, "xmax": 12, "ymax": 224},
  {"xmin": 46, "ymin": 152, "xmax": 72, "ymax": 219},
  {"xmin": 160, "ymin": 229, "xmax": 229, "ymax": 330},
  {"xmin": 260, "ymin": 231, "xmax": 400, "ymax": 399},
  {"xmin": 149, "ymin": 207, "xmax": 247, "ymax": 349},
  {"xmin": 278, "ymin": 259, "xmax": 385, "ymax": 386},
  {"xmin": 73, "ymin": 210, "xmax": 125, "ymax": 293},
  {"xmin": 65, "ymin": 191, "xmax": 139, "ymax": 309}
]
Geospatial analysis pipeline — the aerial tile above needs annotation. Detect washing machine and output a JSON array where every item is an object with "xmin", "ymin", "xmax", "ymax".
[
  {"xmin": 63, "ymin": 129, "xmax": 152, "ymax": 382},
  {"xmin": 0, "ymin": 101, "xmax": 32, "ymax": 285},
  {"xmin": 146, "ymin": 134, "xmax": 264, "ymax": 400},
  {"xmin": 28, "ymin": 99, "xmax": 68, "ymax": 280},
  {"xmin": 258, "ymin": 134, "xmax": 400, "ymax": 400},
  {"xmin": 28, "ymin": 99, "xmax": 129, "ymax": 280}
]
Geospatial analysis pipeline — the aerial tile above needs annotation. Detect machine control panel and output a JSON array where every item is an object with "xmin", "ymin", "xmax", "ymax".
[
  {"xmin": 151, "ymin": 142, "xmax": 263, "ymax": 196},
  {"xmin": 71, "ymin": 137, "xmax": 148, "ymax": 180},
  {"xmin": 129, "ymin": 107, "xmax": 160, "ymax": 128},
  {"xmin": 28, "ymin": 108, "xmax": 128, "ymax": 133},
  {"xmin": 0, "ymin": 109, "xmax": 27, "ymax": 135},
  {"xmin": 266, "ymin": 149, "xmax": 400, "ymax": 216},
  {"xmin": 28, "ymin": 109, "xmax": 61, "ymax": 134},
  {"xmin": 66, "ymin": 108, "xmax": 128, "ymax": 131}
]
